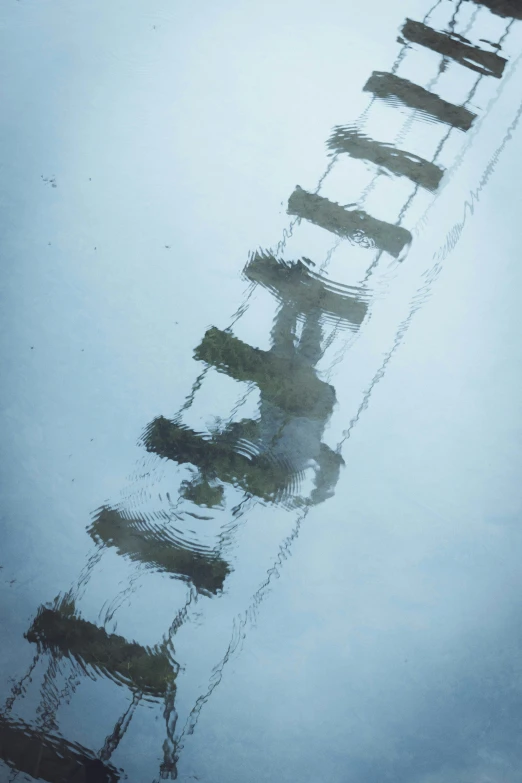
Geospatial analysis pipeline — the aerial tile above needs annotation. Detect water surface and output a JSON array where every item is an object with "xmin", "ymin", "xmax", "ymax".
[{"xmin": 1, "ymin": 0, "xmax": 522, "ymax": 781}]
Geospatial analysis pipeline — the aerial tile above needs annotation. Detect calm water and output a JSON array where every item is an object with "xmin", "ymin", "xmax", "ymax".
[{"xmin": 1, "ymin": 1, "xmax": 522, "ymax": 781}]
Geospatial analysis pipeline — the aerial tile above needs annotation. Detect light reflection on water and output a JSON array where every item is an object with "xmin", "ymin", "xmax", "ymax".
[{"xmin": 1, "ymin": 0, "xmax": 522, "ymax": 780}]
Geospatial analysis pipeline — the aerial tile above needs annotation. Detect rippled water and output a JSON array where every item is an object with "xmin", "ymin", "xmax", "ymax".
[{"xmin": 1, "ymin": 0, "xmax": 522, "ymax": 781}]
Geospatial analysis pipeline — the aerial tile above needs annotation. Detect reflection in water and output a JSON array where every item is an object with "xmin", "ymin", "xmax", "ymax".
[
  {"xmin": 144, "ymin": 304, "xmax": 343, "ymax": 507},
  {"xmin": 327, "ymin": 126, "xmax": 445, "ymax": 191},
  {"xmin": 400, "ymin": 18, "xmax": 507, "ymax": 77},
  {"xmin": 0, "ymin": 715, "xmax": 121, "ymax": 782},
  {"xmin": 2, "ymin": 1, "xmax": 521, "ymax": 780},
  {"xmin": 364, "ymin": 71, "xmax": 477, "ymax": 130},
  {"xmin": 437, "ymin": 95, "xmax": 522, "ymax": 260},
  {"xmin": 287, "ymin": 185, "xmax": 412, "ymax": 256},
  {"xmin": 26, "ymin": 596, "xmax": 177, "ymax": 698},
  {"xmin": 194, "ymin": 324, "xmax": 335, "ymax": 418},
  {"xmin": 243, "ymin": 251, "xmax": 368, "ymax": 329},
  {"xmin": 142, "ymin": 250, "xmax": 363, "ymax": 511},
  {"xmin": 88, "ymin": 507, "xmax": 230, "ymax": 594},
  {"xmin": 468, "ymin": 0, "xmax": 522, "ymax": 20}
]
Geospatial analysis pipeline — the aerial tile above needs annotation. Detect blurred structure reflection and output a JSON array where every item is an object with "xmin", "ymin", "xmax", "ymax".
[{"xmin": 2, "ymin": 1, "xmax": 520, "ymax": 780}]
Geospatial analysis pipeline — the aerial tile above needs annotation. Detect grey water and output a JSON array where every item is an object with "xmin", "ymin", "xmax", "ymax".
[{"xmin": 1, "ymin": 0, "xmax": 522, "ymax": 781}]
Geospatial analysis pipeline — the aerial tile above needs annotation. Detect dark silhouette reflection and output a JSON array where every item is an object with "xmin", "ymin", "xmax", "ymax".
[
  {"xmin": 88, "ymin": 506, "xmax": 230, "ymax": 594},
  {"xmin": 243, "ymin": 251, "xmax": 368, "ymax": 328},
  {"xmin": 143, "ymin": 255, "xmax": 360, "ymax": 507},
  {"xmin": 25, "ymin": 596, "xmax": 177, "ymax": 698},
  {"xmin": 0, "ymin": 715, "xmax": 120, "ymax": 782},
  {"xmin": 467, "ymin": 0, "xmax": 522, "ymax": 20},
  {"xmin": 327, "ymin": 126, "xmax": 444, "ymax": 191},
  {"xmin": 364, "ymin": 72, "xmax": 477, "ymax": 130},
  {"xmin": 145, "ymin": 416, "xmax": 299, "ymax": 504},
  {"xmin": 194, "ymin": 326, "xmax": 335, "ymax": 417},
  {"xmin": 287, "ymin": 186, "xmax": 412, "ymax": 257},
  {"xmin": 400, "ymin": 19, "xmax": 507, "ymax": 77},
  {"xmin": 145, "ymin": 370, "xmax": 340, "ymax": 509}
]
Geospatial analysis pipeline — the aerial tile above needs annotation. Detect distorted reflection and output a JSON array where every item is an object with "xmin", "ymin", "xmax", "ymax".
[
  {"xmin": 327, "ymin": 126, "xmax": 445, "ymax": 191},
  {"xmin": 0, "ymin": 715, "xmax": 120, "ymax": 782},
  {"xmin": 1, "ymin": 0, "xmax": 521, "ymax": 781},
  {"xmin": 26, "ymin": 595, "xmax": 177, "ymax": 698},
  {"xmin": 467, "ymin": 0, "xmax": 522, "ymax": 19},
  {"xmin": 287, "ymin": 186, "xmax": 412, "ymax": 255},
  {"xmin": 142, "ymin": 249, "xmax": 372, "ymax": 508},
  {"xmin": 88, "ymin": 506, "xmax": 230, "ymax": 594},
  {"xmin": 364, "ymin": 71, "xmax": 477, "ymax": 130},
  {"xmin": 400, "ymin": 18, "xmax": 507, "ymax": 76}
]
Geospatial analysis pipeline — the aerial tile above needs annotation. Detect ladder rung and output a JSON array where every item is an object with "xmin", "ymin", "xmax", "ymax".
[
  {"xmin": 401, "ymin": 18, "xmax": 507, "ymax": 77},
  {"xmin": 89, "ymin": 507, "xmax": 230, "ymax": 594},
  {"xmin": 327, "ymin": 126, "xmax": 444, "ymax": 191},
  {"xmin": 364, "ymin": 71, "xmax": 477, "ymax": 131},
  {"xmin": 0, "ymin": 715, "xmax": 121, "ymax": 783},
  {"xmin": 243, "ymin": 251, "xmax": 368, "ymax": 327},
  {"xmin": 26, "ymin": 607, "xmax": 176, "ymax": 698},
  {"xmin": 193, "ymin": 326, "xmax": 336, "ymax": 418},
  {"xmin": 287, "ymin": 186, "xmax": 412, "ymax": 258},
  {"xmin": 466, "ymin": 0, "xmax": 522, "ymax": 20}
]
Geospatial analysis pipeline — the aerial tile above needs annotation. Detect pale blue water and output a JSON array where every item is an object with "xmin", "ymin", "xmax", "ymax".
[{"xmin": 1, "ymin": 1, "xmax": 522, "ymax": 781}]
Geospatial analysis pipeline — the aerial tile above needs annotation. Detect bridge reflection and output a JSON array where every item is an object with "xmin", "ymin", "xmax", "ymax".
[{"xmin": 2, "ymin": 1, "xmax": 521, "ymax": 780}]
